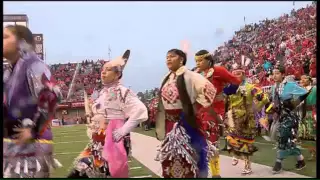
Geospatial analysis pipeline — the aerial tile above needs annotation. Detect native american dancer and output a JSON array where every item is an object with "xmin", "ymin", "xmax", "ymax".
[
  {"xmin": 266, "ymin": 67, "xmax": 310, "ymax": 173},
  {"xmin": 67, "ymin": 50, "xmax": 148, "ymax": 178},
  {"xmin": 222, "ymin": 61, "xmax": 268, "ymax": 175},
  {"xmin": 297, "ymin": 75, "xmax": 317, "ymax": 160},
  {"xmin": 155, "ymin": 49, "xmax": 218, "ymax": 178},
  {"xmin": 3, "ymin": 25, "xmax": 62, "ymax": 178},
  {"xmin": 298, "ymin": 75, "xmax": 316, "ymax": 140},
  {"xmin": 194, "ymin": 50, "xmax": 241, "ymax": 177}
]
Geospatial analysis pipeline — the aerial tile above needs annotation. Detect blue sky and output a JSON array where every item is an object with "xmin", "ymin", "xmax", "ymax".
[{"xmin": 4, "ymin": 1, "xmax": 312, "ymax": 92}]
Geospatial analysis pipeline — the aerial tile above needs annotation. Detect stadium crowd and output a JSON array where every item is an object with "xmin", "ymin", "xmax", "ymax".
[
  {"xmin": 46, "ymin": 3, "xmax": 316, "ymax": 103},
  {"xmin": 215, "ymin": 3, "xmax": 316, "ymax": 86},
  {"xmin": 49, "ymin": 59, "xmax": 106, "ymax": 102}
]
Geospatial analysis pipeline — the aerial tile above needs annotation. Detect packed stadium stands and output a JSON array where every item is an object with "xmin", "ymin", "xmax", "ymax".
[
  {"xmin": 214, "ymin": 3, "xmax": 316, "ymax": 86},
  {"xmin": 49, "ymin": 59, "xmax": 106, "ymax": 102}
]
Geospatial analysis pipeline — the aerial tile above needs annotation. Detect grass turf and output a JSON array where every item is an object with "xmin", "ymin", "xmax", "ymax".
[
  {"xmin": 51, "ymin": 125, "xmax": 158, "ymax": 178},
  {"xmin": 133, "ymin": 127, "xmax": 316, "ymax": 178}
]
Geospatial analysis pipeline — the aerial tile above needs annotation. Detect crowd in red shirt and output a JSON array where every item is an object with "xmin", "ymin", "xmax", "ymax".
[
  {"xmin": 50, "ymin": 59, "xmax": 106, "ymax": 102},
  {"xmin": 215, "ymin": 3, "xmax": 316, "ymax": 86}
]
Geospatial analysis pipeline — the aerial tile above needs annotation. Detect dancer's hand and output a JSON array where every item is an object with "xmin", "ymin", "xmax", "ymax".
[
  {"xmin": 99, "ymin": 118, "xmax": 107, "ymax": 130},
  {"xmin": 91, "ymin": 114, "xmax": 107, "ymax": 129},
  {"xmin": 112, "ymin": 129, "xmax": 124, "ymax": 142},
  {"xmin": 13, "ymin": 127, "xmax": 32, "ymax": 144}
]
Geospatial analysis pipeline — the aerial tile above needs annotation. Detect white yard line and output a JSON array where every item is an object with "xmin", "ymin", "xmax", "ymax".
[
  {"xmin": 52, "ymin": 125, "xmax": 76, "ymax": 128},
  {"xmin": 129, "ymin": 167, "xmax": 142, "ymax": 170},
  {"xmin": 53, "ymin": 129, "xmax": 83, "ymax": 132},
  {"xmin": 55, "ymin": 140, "xmax": 87, "ymax": 144},
  {"xmin": 55, "ymin": 152, "xmax": 79, "ymax": 155},
  {"xmin": 131, "ymin": 175, "xmax": 152, "ymax": 178},
  {"xmin": 54, "ymin": 134, "xmax": 87, "ymax": 138},
  {"xmin": 56, "ymin": 131, "xmax": 84, "ymax": 135}
]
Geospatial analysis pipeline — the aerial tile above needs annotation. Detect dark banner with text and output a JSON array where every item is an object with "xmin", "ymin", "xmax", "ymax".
[
  {"xmin": 3, "ymin": 14, "xmax": 28, "ymax": 28},
  {"xmin": 33, "ymin": 34, "xmax": 44, "ymax": 60}
]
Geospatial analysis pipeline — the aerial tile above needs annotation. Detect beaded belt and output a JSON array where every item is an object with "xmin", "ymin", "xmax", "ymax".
[
  {"xmin": 165, "ymin": 109, "xmax": 182, "ymax": 122},
  {"xmin": 165, "ymin": 113, "xmax": 180, "ymax": 122}
]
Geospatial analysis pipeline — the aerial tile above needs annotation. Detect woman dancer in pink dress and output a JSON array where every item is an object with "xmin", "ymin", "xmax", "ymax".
[{"xmin": 68, "ymin": 50, "xmax": 148, "ymax": 178}]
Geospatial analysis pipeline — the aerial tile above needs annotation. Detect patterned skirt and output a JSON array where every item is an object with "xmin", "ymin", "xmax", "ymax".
[
  {"xmin": 225, "ymin": 109, "xmax": 258, "ymax": 157},
  {"xmin": 298, "ymin": 110, "xmax": 316, "ymax": 141},
  {"xmin": 72, "ymin": 130, "xmax": 131, "ymax": 178},
  {"xmin": 3, "ymin": 138, "xmax": 62, "ymax": 178},
  {"xmin": 159, "ymin": 109, "xmax": 214, "ymax": 178},
  {"xmin": 277, "ymin": 110, "xmax": 299, "ymax": 150}
]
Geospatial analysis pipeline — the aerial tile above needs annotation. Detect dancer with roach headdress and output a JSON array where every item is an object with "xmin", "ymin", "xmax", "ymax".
[{"xmin": 222, "ymin": 58, "xmax": 269, "ymax": 175}]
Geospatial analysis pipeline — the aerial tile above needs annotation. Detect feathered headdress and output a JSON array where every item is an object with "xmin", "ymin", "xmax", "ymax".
[
  {"xmin": 105, "ymin": 49, "xmax": 131, "ymax": 72},
  {"xmin": 231, "ymin": 55, "xmax": 251, "ymax": 73}
]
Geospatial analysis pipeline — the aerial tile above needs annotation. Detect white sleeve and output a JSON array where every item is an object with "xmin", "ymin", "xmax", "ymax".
[{"xmin": 118, "ymin": 89, "xmax": 148, "ymax": 135}]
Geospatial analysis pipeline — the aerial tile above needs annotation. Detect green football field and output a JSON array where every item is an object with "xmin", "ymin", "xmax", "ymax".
[
  {"xmin": 133, "ymin": 128, "xmax": 317, "ymax": 178},
  {"xmin": 51, "ymin": 125, "xmax": 158, "ymax": 178}
]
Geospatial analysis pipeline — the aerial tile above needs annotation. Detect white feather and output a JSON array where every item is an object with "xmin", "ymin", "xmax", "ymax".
[
  {"xmin": 241, "ymin": 55, "xmax": 245, "ymax": 66},
  {"xmin": 36, "ymin": 160, "xmax": 41, "ymax": 172},
  {"xmin": 245, "ymin": 58, "xmax": 251, "ymax": 67},
  {"xmin": 53, "ymin": 159, "xmax": 63, "ymax": 168},
  {"xmin": 262, "ymin": 135, "xmax": 272, "ymax": 142},
  {"xmin": 4, "ymin": 164, "xmax": 12, "ymax": 177},
  {"xmin": 24, "ymin": 160, "xmax": 28, "ymax": 174},
  {"xmin": 14, "ymin": 161, "xmax": 21, "ymax": 174}
]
